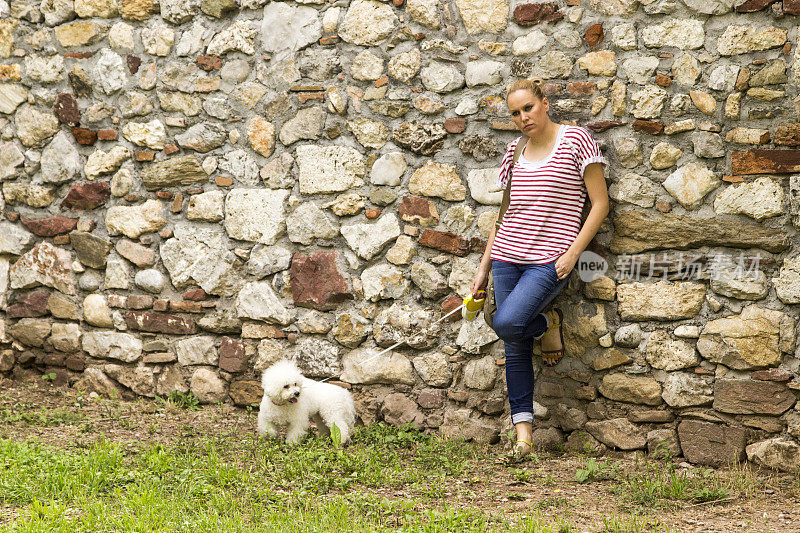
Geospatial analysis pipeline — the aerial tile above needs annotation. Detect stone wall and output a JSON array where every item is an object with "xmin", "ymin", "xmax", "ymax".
[{"xmin": 1, "ymin": 0, "xmax": 799, "ymax": 471}]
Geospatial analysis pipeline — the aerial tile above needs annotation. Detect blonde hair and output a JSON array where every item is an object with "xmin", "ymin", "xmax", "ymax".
[{"xmin": 506, "ymin": 78, "xmax": 545, "ymax": 100}]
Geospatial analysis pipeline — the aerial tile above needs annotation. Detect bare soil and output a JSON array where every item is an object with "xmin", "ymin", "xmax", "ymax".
[{"xmin": 1, "ymin": 376, "xmax": 799, "ymax": 532}]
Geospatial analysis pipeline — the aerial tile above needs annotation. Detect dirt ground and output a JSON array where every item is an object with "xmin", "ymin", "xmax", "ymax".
[{"xmin": 1, "ymin": 376, "xmax": 799, "ymax": 532}]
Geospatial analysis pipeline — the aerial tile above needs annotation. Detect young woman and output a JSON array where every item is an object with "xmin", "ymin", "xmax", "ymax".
[{"xmin": 471, "ymin": 78, "xmax": 610, "ymax": 461}]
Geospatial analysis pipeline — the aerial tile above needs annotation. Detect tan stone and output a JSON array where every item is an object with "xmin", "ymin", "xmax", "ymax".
[
  {"xmin": 55, "ymin": 22, "xmax": 108, "ymax": 47},
  {"xmin": 599, "ymin": 374, "xmax": 662, "ymax": 406},
  {"xmin": 247, "ymin": 117, "xmax": 275, "ymax": 158},
  {"xmin": 577, "ymin": 50, "xmax": 617, "ymax": 76},
  {"xmin": 584, "ymin": 276, "xmax": 616, "ymax": 301},
  {"xmin": 747, "ymin": 88, "xmax": 784, "ymax": 101},
  {"xmin": 455, "ymin": 0, "xmax": 508, "ymax": 35},
  {"xmin": 409, "ymin": 162, "xmax": 466, "ymax": 201},
  {"xmin": 592, "ymin": 348, "xmax": 632, "ymax": 371},
  {"xmin": 649, "ymin": 142, "xmax": 682, "ymax": 170},
  {"xmin": 617, "ymin": 281, "xmax": 706, "ymax": 321},
  {"xmin": 697, "ymin": 305, "xmax": 784, "ymax": 370},
  {"xmin": 725, "ymin": 93, "xmax": 742, "ymax": 120},
  {"xmin": 689, "ymin": 91, "xmax": 716, "ymax": 115},
  {"xmin": 75, "ymin": 0, "xmax": 119, "ymax": 18},
  {"xmin": 725, "ymin": 127, "xmax": 769, "ymax": 145},
  {"xmin": 717, "ymin": 25, "xmax": 787, "ymax": 56},
  {"xmin": 0, "ymin": 21, "xmax": 18, "ymax": 59}
]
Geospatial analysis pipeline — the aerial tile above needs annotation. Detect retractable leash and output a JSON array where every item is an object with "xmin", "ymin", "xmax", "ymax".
[{"xmin": 319, "ymin": 291, "xmax": 487, "ymax": 384}]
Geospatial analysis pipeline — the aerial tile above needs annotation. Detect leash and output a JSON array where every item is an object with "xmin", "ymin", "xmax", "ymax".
[{"xmin": 320, "ymin": 302, "xmax": 465, "ymax": 383}]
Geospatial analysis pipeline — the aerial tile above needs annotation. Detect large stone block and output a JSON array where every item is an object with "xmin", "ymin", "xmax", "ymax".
[
  {"xmin": 224, "ymin": 189, "xmax": 289, "ymax": 245},
  {"xmin": 598, "ymin": 374, "xmax": 662, "ymax": 406},
  {"xmin": 290, "ymin": 251, "xmax": 352, "ymax": 310},
  {"xmin": 697, "ymin": 305, "xmax": 785, "ymax": 370},
  {"xmin": 617, "ymin": 281, "xmax": 705, "ymax": 321},
  {"xmin": 141, "ymin": 155, "xmax": 207, "ymax": 190},
  {"xmin": 296, "ymin": 145, "xmax": 365, "ymax": 194},
  {"xmin": 677, "ymin": 420, "xmax": 746, "ymax": 466},
  {"xmin": 585, "ymin": 418, "xmax": 646, "ymax": 450},
  {"xmin": 610, "ymin": 209, "xmax": 790, "ymax": 254},
  {"xmin": 713, "ymin": 379, "xmax": 795, "ymax": 415}
]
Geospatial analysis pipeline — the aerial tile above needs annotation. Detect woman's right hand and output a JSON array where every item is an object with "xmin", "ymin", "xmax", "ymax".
[{"xmin": 471, "ymin": 268, "xmax": 489, "ymax": 295}]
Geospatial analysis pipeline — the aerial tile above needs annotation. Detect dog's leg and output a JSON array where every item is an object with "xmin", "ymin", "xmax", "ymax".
[
  {"xmin": 325, "ymin": 416, "xmax": 352, "ymax": 445},
  {"xmin": 311, "ymin": 414, "xmax": 330, "ymax": 439},
  {"xmin": 285, "ymin": 421, "xmax": 308, "ymax": 444},
  {"xmin": 256, "ymin": 411, "xmax": 279, "ymax": 439}
]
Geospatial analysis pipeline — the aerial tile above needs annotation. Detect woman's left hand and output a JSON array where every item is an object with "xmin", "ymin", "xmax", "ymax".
[{"xmin": 555, "ymin": 251, "xmax": 579, "ymax": 280}]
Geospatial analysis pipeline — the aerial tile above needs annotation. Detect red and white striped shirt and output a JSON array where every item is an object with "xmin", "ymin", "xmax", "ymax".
[{"xmin": 490, "ymin": 125, "xmax": 606, "ymax": 265}]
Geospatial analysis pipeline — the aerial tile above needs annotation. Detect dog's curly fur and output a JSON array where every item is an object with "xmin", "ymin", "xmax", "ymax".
[{"xmin": 257, "ymin": 359, "xmax": 356, "ymax": 445}]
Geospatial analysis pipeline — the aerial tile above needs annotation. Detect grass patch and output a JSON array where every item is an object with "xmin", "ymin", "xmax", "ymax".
[
  {"xmin": 0, "ymin": 405, "xmax": 84, "ymax": 427},
  {"xmin": 0, "ymin": 424, "xmax": 553, "ymax": 532}
]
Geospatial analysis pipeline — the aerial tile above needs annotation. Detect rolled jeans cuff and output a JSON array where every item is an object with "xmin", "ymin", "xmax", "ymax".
[{"xmin": 511, "ymin": 412, "xmax": 534, "ymax": 425}]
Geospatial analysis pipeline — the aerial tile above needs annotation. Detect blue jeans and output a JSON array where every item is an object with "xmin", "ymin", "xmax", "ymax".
[{"xmin": 491, "ymin": 259, "xmax": 570, "ymax": 425}]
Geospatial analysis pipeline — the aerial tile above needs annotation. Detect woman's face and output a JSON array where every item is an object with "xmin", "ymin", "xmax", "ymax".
[{"xmin": 507, "ymin": 89, "xmax": 550, "ymax": 137}]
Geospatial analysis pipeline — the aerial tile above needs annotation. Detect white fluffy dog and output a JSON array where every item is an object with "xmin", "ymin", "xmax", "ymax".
[{"xmin": 257, "ymin": 359, "xmax": 356, "ymax": 445}]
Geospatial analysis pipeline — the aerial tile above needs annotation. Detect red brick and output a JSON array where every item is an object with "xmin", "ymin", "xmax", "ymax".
[
  {"xmin": 216, "ymin": 176, "xmax": 233, "ymax": 187},
  {"xmin": 124, "ymin": 310, "xmax": 196, "ymax": 334},
  {"xmin": 135, "ymin": 150, "xmax": 155, "ymax": 162},
  {"xmin": 6, "ymin": 212, "xmax": 18, "ymax": 222},
  {"xmin": 785, "ymin": 0, "xmax": 800, "ymax": 14},
  {"xmin": 655, "ymin": 74, "xmax": 672, "ymax": 87},
  {"xmin": 297, "ymin": 92, "xmax": 324, "ymax": 104},
  {"xmin": 585, "ymin": 120, "xmax": 624, "ymax": 133},
  {"xmin": 365, "ymin": 208, "xmax": 381, "ymax": 219},
  {"xmin": 164, "ymin": 144, "xmax": 179, "ymax": 155},
  {"xmin": 441, "ymin": 294, "xmax": 463, "ymax": 322},
  {"xmin": 72, "ymin": 127, "xmax": 97, "ymax": 145},
  {"xmin": 182, "ymin": 288, "xmax": 207, "ymax": 301},
  {"xmin": 513, "ymin": 2, "xmax": 563, "ymax": 25},
  {"xmin": 290, "ymin": 251, "xmax": 352, "ymax": 310},
  {"xmin": 153, "ymin": 299, "xmax": 169, "ymax": 312},
  {"xmin": 6, "ymin": 290, "xmax": 50, "ymax": 318},
  {"xmin": 156, "ymin": 191, "xmax": 173, "ymax": 199},
  {"xmin": 398, "ymin": 195, "xmax": 439, "ymax": 226},
  {"xmin": 197, "ymin": 55, "xmax": 222, "ymax": 71},
  {"xmin": 127, "ymin": 294, "xmax": 154, "ymax": 309},
  {"xmin": 419, "ymin": 229, "xmax": 470, "ymax": 256},
  {"xmin": 375, "ymin": 76, "xmax": 388, "ymax": 88},
  {"xmin": 731, "ymin": 149, "xmax": 800, "ymax": 175},
  {"xmin": 126, "ymin": 55, "xmax": 141, "ymax": 74},
  {"xmin": 97, "ymin": 129, "xmax": 118, "ymax": 141},
  {"xmin": 567, "ymin": 81, "xmax": 597, "ymax": 96},
  {"xmin": 219, "ymin": 337, "xmax": 248, "ymax": 373},
  {"xmin": 20, "ymin": 216, "xmax": 78, "ymax": 237},
  {"xmin": 751, "ymin": 368, "xmax": 793, "ymax": 382},
  {"xmin": 54, "ymin": 93, "xmax": 80, "ymax": 126},
  {"xmin": 64, "ymin": 51, "xmax": 93, "ymax": 59},
  {"xmin": 169, "ymin": 301, "xmax": 204, "ymax": 313},
  {"xmin": 61, "ymin": 181, "xmax": 110, "ymax": 210},
  {"xmin": 632, "ymin": 120, "xmax": 664, "ymax": 135},
  {"xmin": 735, "ymin": 0, "xmax": 778, "ymax": 11},
  {"xmin": 584, "ymin": 24, "xmax": 603, "ymax": 46},
  {"xmin": 172, "ymin": 192, "xmax": 183, "ymax": 214},
  {"xmin": 444, "ymin": 117, "xmax": 466, "ymax": 133},
  {"xmin": 53, "ymin": 235, "xmax": 69, "ymax": 245}
]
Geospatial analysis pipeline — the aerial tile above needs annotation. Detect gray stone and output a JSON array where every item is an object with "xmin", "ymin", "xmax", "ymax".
[
  {"xmin": 644, "ymin": 330, "xmax": 698, "ymax": 371},
  {"xmin": 746, "ymin": 438, "xmax": 800, "ymax": 474},
  {"xmin": 714, "ymin": 177, "xmax": 784, "ymax": 221},
  {"xmin": 187, "ymin": 190, "xmax": 224, "ymax": 222},
  {"xmin": 235, "ymin": 281, "xmax": 292, "ymax": 325},
  {"xmin": 176, "ymin": 336, "xmax": 218, "ymax": 366},
  {"xmin": 190, "ymin": 368, "xmax": 227, "ymax": 403},
  {"xmin": 8, "ymin": 318, "xmax": 51, "ymax": 348},
  {"xmin": 279, "ymin": 107, "xmax": 326, "ymax": 146},
  {"xmin": 691, "ymin": 132, "xmax": 724, "ymax": 159},
  {"xmin": 420, "ymin": 62, "xmax": 465, "ymax": 93},
  {"xmin": 661, "ymin": 373, "xmax": 713, "ymax": 407},
  {"xmin": 293, "ymin": 337, "xmax": 341, "ymax": 378},
  {"xmin": 0, "ymin": 221, "xmax": 33, "ymax": 255},
  {"xmin": 296, "ymin": 144, "xmax": 365, "ymax": 194},
  {"xmin": 0, "ymin": 84, "xmax": 27, "ymax": 115},
  {"xmin": 586, "ymin": 418, "xmax": 647, "ymax": 450},
  {"xmin": 92, "ymin": 49, "xmax": 127, "ymax": 95},
  {"xmin": 409, "ymin": 262, "xmax": 447, "ymax": 298},
  {"xmin": 0, "ymin": 142, "xmax": 24, "ymax": 180},
  {"xmin": 463, "ymin": 355, "xmax": 497, "ymax": 390},
  {"xmin": 382, "ymin": 393, "xmax": 424, "ymax": 429},
  {"xmin": 134, "ymin": 269, "xmax": 165, "ymax": 294},
  {"xmin": 246, "ymin": 244, "xmax": 292, "ymax": 278},
  {"xmin": 176, "ymin": 122, "xmax": 226, "ymax": 153},
  {"xmin": 412, "ymin": 351, "xmax": 452, "ymax": 387},
  {"xmin": 456, "ymin": 318, "xmax": 499, "ymax": 354},
  {"xmin": 85, "ymin": 146, "xmax": 131, "ymax": 180},
  {"xmin": 341, "ymin": 213, "xmax": 401, "ymax": 260},
  {"xmin": 207, "ymin": 19, "xmax": 258, "ymax": 56},
  {"xmin": 82, "ymin": 331, "xmax": 142, "ymax": 362},
  {"xmin": 160, "ymin": 221, "xmax": 240, "ymax": 296},
  {"xmin": 361, "ymin": 263, "xmax": 408, "ymax": 301},
  {"xmin": 466, "ymin": 168, "xmax": 502, "ymax": 205},
  {"xmin": 341, "ymin": 347, "xmax": 414, "ymax": 385},
  {"xmin": 39, "ymin": 132, "xmax": 81, "ymax": 184},
  {"xmin": 647, "ymin": 429, "xmax": 681, "ymax": 459},
  {"xmin": 70, "ymin": 231, "xmax": 112, "ymax": 269},
  {"xmin": 160, "ymin": 0, "xmax": 200, "ymax": 24},
  {"xmin": 609, "ymin": 173, "xmax": 657, "ymax": 207},
  {"xmin": 224, "ymin": 189, "xmax": 289, "ymax": 245},
  {"xmin": 440, "ymin": 408, "xmax": 500, "ymax": 443},
  {"xmin": 599, "ymin": 374, "xmax": 662, "ymax": 405},
  {"xmin": 262, "ymin": 2, "xmax": 321, "ymax": 54},
  {"xmin": 465, "ymin": 60, "xmax": 503, "ymax": 87},
  {"xmin": 622, "ymin": 56, "xmax": 659, "ymax": 85}
]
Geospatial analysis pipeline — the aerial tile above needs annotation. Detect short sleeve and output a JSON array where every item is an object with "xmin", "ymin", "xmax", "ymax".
[
  {"xmin": 497, "ymin": 137, "xmax": 522, "ymax": 190},
  {"xmin": 573, "ymin": 128, "xmax": 606, "ymax": 177}
]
